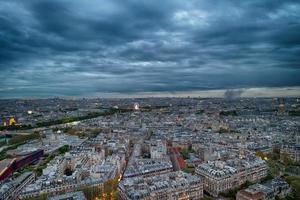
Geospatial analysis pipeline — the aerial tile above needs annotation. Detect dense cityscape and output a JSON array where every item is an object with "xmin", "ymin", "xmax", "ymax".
[
  {"xmin": 1, "ymin": 0, "xmax": 300, "ymax": 199},
  {"xmin": 0, "ymin": 96, "xmax": 299, "ymax": 200}
]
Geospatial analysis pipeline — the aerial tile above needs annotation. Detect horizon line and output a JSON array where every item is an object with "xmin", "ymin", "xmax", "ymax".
[{"xmin": 0, "ymin": 86, "xmax": 300, "ymax": 100}]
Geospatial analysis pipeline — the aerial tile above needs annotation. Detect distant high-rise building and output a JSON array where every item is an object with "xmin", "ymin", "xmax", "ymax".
[
  {"xmin": 278, "ymin": 104, "xmax": 285, "ymax": 114},
  {"xmin": 278, "ymin": 98, "xmax": 285, "ymax": 114}
]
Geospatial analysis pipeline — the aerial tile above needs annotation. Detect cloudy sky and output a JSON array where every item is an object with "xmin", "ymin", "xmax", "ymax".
[{"xmin": 0, "ymin": 0, "xmax": 300, "ymax": 98}]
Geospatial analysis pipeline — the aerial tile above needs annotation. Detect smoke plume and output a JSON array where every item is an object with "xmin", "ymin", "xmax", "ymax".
[{"xmin": 224, "ymin": 89, "xmax": 244, "ymax": 100}]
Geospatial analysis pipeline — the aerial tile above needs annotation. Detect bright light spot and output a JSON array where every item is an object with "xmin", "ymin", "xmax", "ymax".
[
  {"xmin": 134, "ymin": 103, "xmax": 139, "ymax": 110},
  {"xmin": 118, "ymin": 175, "xmax": 122, "ymax": 182}
]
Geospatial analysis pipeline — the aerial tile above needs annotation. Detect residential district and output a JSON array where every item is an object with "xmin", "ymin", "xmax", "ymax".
[{"xmin": 0, "ymin": 97, "xmax": 299, "ymax": 200}]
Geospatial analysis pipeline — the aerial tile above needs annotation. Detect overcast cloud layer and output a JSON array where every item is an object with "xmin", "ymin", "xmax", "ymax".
[{"xmin": 0, "ymin": 0, "xmax": 300, "ymax": 98}]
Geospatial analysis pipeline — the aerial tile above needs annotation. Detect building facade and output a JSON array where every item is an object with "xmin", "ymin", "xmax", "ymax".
[
  {"xmin": 119, "ymin": 171, "xmax": 203, "ymax": 200},
  {"xmin": 196, "ymin": 159, "xmax": 267, "ymax": 197}
]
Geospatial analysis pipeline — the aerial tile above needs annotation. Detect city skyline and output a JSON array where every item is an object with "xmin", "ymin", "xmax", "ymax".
[
  {"xmin": 1, "ymin": 2, "xmax": 299, "ymax": 198},
  {"xmin": 1, "ymin": 0, "xmax": 300, "ymax": 97}
]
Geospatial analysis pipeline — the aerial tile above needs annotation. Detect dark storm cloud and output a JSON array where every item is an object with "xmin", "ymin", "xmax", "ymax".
[{"xmin": 0, "ymin": 0, "xmax": 300, "ymax": 98}]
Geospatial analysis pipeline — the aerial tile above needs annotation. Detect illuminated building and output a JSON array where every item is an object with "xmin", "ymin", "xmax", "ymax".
[
  {"xmin": 8, "ymin": 117, "xmax": 17, "ymax": 126},
  {"xmin": 2, "ymin": 117, "xmax": 17, "ymax": 126},
  {"xmin": 133, "ymin": 103, "xmax": 140, "ymax": 111}
]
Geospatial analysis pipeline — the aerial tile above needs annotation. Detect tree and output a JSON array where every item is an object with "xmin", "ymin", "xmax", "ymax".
[
  {"xmin": 103, "ymin": 178, "xmax": 119, "ymax": 199},
  {"xmin": 285, "ymin": 176, "xmax": 300, "ymax": 200},
  {"xmin": 80, "ymin": 186, "xmax": 102, "ymax": 200},
  {"xmin": 256, "ymin": 151, "xmax": 266, "ymax": 160},
  {"xmin": 58, "ymin": 145, "xmax": 70, "ymax": 154},
  {"xmin": 281, "ymin": 152, "xmax": 293, "ymax": 165},
  {"xmin": 269, "ymin": 147, "xmax": 280, "ymax": 160},
  {"xmin": 180, "ymin": 148, "xmax": 190, "ymax": 159},
  {"xmin": 9, "ymin": 132, "xmax": 40, "ymax": 145}
]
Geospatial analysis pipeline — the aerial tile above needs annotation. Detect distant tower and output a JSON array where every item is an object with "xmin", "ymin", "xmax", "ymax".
[
  {"xmin": 278, "ymin": 98, "xmax": 285, "ymax": 114},
  {"xmin": 133, "ymin": 103, "xmax": 140, "ymax": 111}
]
